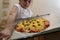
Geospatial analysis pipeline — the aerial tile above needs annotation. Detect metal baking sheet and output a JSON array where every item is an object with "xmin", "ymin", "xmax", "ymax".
[{"xmin": 9, "ymin": 14, "xmax": 60, "ymax": 40}]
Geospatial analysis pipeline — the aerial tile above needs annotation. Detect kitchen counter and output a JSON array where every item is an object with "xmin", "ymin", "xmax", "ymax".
[
  {"xmin": 9, "ymin": 14, "xmax": 60, "ymax": 40},
  {"xmin": 10, "ymin": 27, "xmax": 60, "ymax": 40}
]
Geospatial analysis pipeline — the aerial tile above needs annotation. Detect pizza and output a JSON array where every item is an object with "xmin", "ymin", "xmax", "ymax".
[{"xmin": 15, "ymin": 18, "xmax": 50, "ymax": 33}]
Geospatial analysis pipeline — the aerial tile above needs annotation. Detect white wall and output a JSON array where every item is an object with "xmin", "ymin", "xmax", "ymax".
[
  {"xmin": 0, "ymin": 0, "xmax": 2, "ymax": 15},
  {"xmin": 9, "ymin": 0, "xmax": 19, "ymax": 12},
  {"xmin": 0, "ymin": 0, "xmax": 3, "ymax": 21},
  {"xmin": 29, "ymin": 0, "xmax": 60, "ymax": 16},
  {"xmin": 0, "ymin": 0, "xmax": 60, "ymax": 16},
  {"xmin": 0, "ymin": 0, "xmax": 60, "ymax": 24},
  {"xmin": 7, "ymin": 0, "xmax": 60, "ymax": 16}
]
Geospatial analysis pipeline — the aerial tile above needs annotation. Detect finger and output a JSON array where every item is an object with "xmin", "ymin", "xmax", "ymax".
[
  {"xmin": 2, "ymin": 38, "xmax": 8, "ymax": 40},
  {"xmin": 0, "ymin": 32, "xmax": 3, "ymax": 36},
  {"xmin": 0, "ymin": 33, "xmax": 4, "ymax": 39},
  {"xmin": 0, "ymin": 36, "xmax": 4, "ymax": 40},
  {"xmin": 0, "ymin": 35, "xmax": 3, "ymax": 39},
  {"xmin": 3, "ymin": 35, "xmax": 10, "ymax": 40},
  {"xmin": 2, "ymin": 36, "xmax": 9, "ymax": 40},
  {"xmin": 0, "ymin": 38, "xmax": 2, "ymax": 40}
]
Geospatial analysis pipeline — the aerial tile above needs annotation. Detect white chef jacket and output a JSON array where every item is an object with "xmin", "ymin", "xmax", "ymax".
[{"xmin": 14, "ymin": 4, "xmax": 33, "ymax": 19}]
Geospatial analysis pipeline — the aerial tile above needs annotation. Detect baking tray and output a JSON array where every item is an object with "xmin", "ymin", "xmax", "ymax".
[
  {"xmin": 15, "ymin": 14, "xmax": 50, "ymax": 22},
  {"xmin": 9, "ymin": 14, "xmax": 60, "ymax": 40}
]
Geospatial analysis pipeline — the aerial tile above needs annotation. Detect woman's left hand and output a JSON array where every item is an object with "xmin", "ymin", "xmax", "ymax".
[{"xmin": 0, "ymin": 28, "xmax": 12, "ymax": 40}]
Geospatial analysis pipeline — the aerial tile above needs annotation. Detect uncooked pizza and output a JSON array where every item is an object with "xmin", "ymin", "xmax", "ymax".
[{"xmin": 15, "ymin": 18, "xmax": 50, "ymax": 33}]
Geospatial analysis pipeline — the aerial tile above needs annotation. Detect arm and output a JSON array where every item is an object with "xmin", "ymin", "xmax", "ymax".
[
  {"xmin": 0, "ymin": 6, "xmax": 18, "ymax": 40},
  {"xmin": 6, "ymin": 6, "xmax": 18, "ymax": 30}
]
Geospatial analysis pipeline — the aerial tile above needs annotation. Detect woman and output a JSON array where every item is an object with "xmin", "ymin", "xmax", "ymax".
[
  {"xmin": 0, "ymin": 0, "xmax": 33, "ymax": 40},
  {"xmin": 0, "ymin": 0, "xmax": 49, "ymax": 40}
]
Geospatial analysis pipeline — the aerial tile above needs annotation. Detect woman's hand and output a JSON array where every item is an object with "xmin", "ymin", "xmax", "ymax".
[
  {"xmin": 0, "ymin": 28, "xmax": 12, "ymax": 40},
  {"xmin": 44, "ymin": 21, "xmax": 50, "ymax": 27},
  {"xmin": 0, "ymin": 5, "xmax": 18, "ymax": 40}
]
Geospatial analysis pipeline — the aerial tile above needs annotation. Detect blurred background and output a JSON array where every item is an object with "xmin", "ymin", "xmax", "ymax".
[
  {"xmin": 0, "ymin": 0, "xmax": 60, "ymax": 31},
  {"xmin": 0, "ymin": 0, "xmax": 60, "ymax": 16},
  {"xmin": 0, "ymin": 0, "xmax": 60, "ymax": 18}
]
